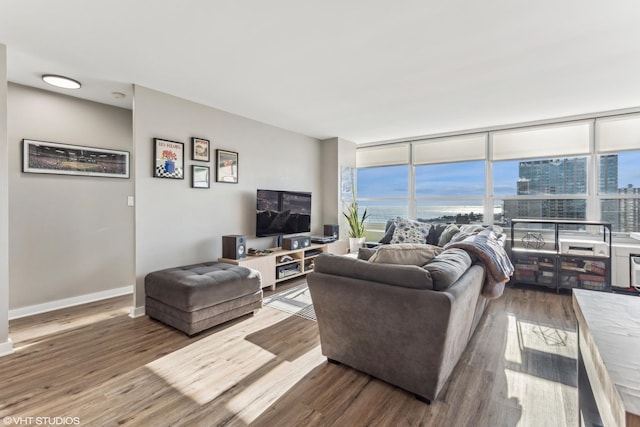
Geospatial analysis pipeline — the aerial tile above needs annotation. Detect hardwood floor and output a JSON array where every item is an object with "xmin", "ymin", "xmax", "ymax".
[{"xmin": 0, "ymin": 285, "xmax": 577, "ymax": 426}]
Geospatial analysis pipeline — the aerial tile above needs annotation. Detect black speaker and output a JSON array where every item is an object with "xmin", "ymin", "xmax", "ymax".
[
  {"xmin": 324, "ymin": 224, "xmax": 339, "ymax": 238},
  {"xmin": 222, "ymin": 235, "xmax": 246, "ymax": 259},
  {"xmin": 282, "ymin": 236, "xmax": 311, "ymax": 250}
]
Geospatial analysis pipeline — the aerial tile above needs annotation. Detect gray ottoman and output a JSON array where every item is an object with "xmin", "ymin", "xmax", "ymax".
[{"xmin": 145, "ymin": 262, "xmax": 262, "ymax": 335}]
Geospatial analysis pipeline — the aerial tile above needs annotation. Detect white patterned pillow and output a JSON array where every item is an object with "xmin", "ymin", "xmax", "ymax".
[{"xmin": 390, "ymin": 218, "xmax": 432, "ymax": 244}]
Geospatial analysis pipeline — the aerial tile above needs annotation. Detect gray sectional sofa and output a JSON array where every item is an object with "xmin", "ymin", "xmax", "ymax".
[{"xmin": 307, "ymin": 226, "xmax": 510, "ymax": 402}]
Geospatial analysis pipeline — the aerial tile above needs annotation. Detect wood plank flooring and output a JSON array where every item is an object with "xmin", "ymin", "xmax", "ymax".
[{"xmin": 0, "ymin": 285, "xmax": 577, "ymax": 426}]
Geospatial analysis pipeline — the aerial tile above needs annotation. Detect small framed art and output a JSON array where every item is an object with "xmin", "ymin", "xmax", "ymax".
[
  {"xmin": 216, "ymin": 149, "xmax": 238, "ymax": 183},
  {"xmin": 153, "ymin": 138, "xmax": 184, "ymax": 179},
  {"xmin": 192, "ymin": 165, "xmax": 210, "ymax": 188},
  {"xmin": 191, "ymin": 137, "xmax": 210, "ymax": 162}
]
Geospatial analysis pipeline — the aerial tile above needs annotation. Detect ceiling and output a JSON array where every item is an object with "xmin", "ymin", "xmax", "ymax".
[{"xmin": 1, "ymin": 1, "xmax": 640, "ymax": 144}]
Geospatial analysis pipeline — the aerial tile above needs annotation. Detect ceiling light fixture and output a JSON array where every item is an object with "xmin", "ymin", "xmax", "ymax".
[{"xmin": 42, "ymin": 74, "xmax": 82, "ymax": 89}]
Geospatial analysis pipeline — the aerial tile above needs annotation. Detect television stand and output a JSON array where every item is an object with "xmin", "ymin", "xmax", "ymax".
[{"xmin": 219, "ymin": 241, "xmax": 347, "ymax": 290}]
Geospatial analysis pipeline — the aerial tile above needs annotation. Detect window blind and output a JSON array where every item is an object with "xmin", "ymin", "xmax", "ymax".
[
  {"xmin": 596, "ymin": 114, "xmax": 640, "ymax": 152},
  {"xmin": 356, "ymin": 143, "xmax": 409, "ymax": 168},
  {"xmin": 492, "ymin": 121, "xmax": 591, "ymax": 160},
  {"xmin": 413, "ymin": 134, "xmax": 486, "ymax": 165}
]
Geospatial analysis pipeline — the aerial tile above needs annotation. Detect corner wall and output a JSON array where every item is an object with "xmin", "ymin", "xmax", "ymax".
[
  {"xmin": 0, "ymin": 44, "xmax": 12, "ymax": 356},
  {"xmin": 321, "ymin": 137, "xmax": 357, "ymax": 240},
  {"xmin": 7, "ymin": 84, "xmax": 134, "ymax": 310},
  {"xmin": 133, "ymin": 86, "xmax": 322, "ymax": 310}
]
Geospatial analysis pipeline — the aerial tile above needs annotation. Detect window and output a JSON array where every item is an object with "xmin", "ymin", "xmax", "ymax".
[
  {"xmin": 493, "ymin": 156, "xmax": 588, "ymax": 224},
  {"xmin": 356, "ymin": 144, "xmax": 409, "ymax": 240},
  {"xmin": 356, "ymin": 166, "xmax": 409, "ymax": 240},
  {"xmin": 596, "ymin": 114, "xmax": 640, "ymax": 232},
  {"xmin": 491, "ymin": 122, "xmax": 591, "ymax": 225},
  {"xmin": 356, "ymin": 112, "xmax": 640, "ymax": 236},
  {"xmin": 415, "ymin": 161, "xmax": 485, "ymax": 223}
]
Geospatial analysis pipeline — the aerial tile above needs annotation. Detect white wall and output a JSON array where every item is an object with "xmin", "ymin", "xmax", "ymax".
[
  {"xmin": 133, "ymin": 86, "xmax": 322, "ymax": 310},
  {"xmin": 0, "ymin": 44, "xmax": 12, "ymax": 356},
  {"xmin": 7, "ymin": 84, "xmax": 134, "ymax": 310}
]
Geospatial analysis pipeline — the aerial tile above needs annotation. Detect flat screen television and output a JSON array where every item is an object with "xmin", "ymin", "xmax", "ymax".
[{"xmin": 256, "ymin": 189, "xmax": 311, "ymax": 237}]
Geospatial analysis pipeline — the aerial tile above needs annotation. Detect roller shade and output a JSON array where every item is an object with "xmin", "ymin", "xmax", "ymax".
[
  {"xmin": 492, "ymin": 121, "xmax": 591, "ymax": 160},
  {"xmin": 356, "ymin": 143, "xmax": 409, "ymax": 168},
  {"xmin": 413, "ymin": 134, "xmax": 486, "ymax": 165},
  {"xmin": 596, "ymin": 114, "xmax": 640, "ymax": 152}
]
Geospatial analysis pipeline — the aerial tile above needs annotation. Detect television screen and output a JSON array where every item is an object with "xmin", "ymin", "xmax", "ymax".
[{"xmin": 256, "ymin": 189, "xmax": 311, "ymax": 237}]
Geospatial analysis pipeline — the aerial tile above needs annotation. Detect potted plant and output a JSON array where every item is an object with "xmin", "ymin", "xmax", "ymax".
[{"xmin": 343, "ymin": 199, "xmax": 369, "ymax": 253}]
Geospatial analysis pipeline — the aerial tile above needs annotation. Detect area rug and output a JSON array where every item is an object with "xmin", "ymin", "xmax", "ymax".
[{"xmin": 263, "ymin": 283, "xmax": 316, "ymax": 321}]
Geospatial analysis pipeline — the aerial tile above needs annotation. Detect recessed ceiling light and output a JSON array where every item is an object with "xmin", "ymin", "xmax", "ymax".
[
  {"xmin": 112, "ymin": 92, "xmax": 126, "ymax": 99},
  {"xmin": 42, "ymin": 74, "xmax": 81, "ymax": 89}
]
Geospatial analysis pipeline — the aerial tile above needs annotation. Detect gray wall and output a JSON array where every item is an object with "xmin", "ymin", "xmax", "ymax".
[
  {"xmin": 0, "ymin": 44, "xmax": 10, "ymax": 354},
  {"xmin": 7, "ymin": 84, "xmax": 134, "ymax": 309},
  {"xmin": 133, "ymin": 86, "xmax": 322, "ymax": 309}
]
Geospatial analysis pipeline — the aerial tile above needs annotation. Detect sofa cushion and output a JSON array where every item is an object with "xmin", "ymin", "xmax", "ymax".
[
  {"xmin": 437, "ymin": 223, "xmax": 460, "ymax": 247},
  {"xmin": 313, "ymin": 253, "xmax": 434, "ymax": 289},
  {"xmin": 390, "ymin": 218, "xmax": 432, "ymax": 244},
  {"xmin": 423, "ymin": 249, "xmax": 473, "ymax": 290},
  {"xmin": 369, "ymin": 243, "xmax": 443, "ymax": 266}
]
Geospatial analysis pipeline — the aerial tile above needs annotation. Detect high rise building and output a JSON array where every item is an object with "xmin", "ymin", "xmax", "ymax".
[
  {"xmin": 599, "ymin": 154, "xmax": 618, "ymax": 193},
  {"xmin": 516, "ymin": 157, "xmax": 589, "ymax": 196},
  {"xmin": 506, "ymin": 157, "xmax": 589, "ymax": 220}
]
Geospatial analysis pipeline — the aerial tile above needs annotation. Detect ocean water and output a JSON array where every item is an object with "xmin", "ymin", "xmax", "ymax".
[{"xmin": 358, "ymin": 204, "xmax": 486, "ymax": 229}]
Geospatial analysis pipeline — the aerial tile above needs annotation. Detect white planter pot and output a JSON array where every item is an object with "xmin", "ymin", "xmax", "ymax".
[{"xmin": 349, "ymin": 237, "xmax": 366, "ymax": 253}]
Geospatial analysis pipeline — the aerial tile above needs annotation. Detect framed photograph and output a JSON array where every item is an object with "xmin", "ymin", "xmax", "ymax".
[
  {"xmin": 192, "ymin": 165, "xmax": 210, "ymax": 188},
  {"xmin": 22, "ymin": 139, "xmax": 130, "ymax": 178},
  {"xmin": 153, "ymin": 138, "xmax": 184, "ymax": 179},
  {"xmin": 216, "ymin": 149, "xmax": 238, "ymax": 183},
  {"xmin": 191, "ymin": 137, "xmax": 210, "ymax": 162}
]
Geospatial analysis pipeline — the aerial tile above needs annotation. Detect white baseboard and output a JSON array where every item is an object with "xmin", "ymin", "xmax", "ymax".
[
  {"xmin": 8, "ymin": 286, "xmax": 133, "ymax": 320},
  {"xmin": 129, "ymin": 305, "xmax": 146, "ymax": 318},
  {"xmin": 0, "ymin": 338, "xmax": 14, "ymax": 357}
]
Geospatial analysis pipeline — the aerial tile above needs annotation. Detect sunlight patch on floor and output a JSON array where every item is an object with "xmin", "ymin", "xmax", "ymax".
[
  {"xmin": 504, "ymin": 314, "xmax": 576, "ymax": 363},
  {"xmin": 503, "ymin": 314, "xmax": 577, "ymax": 427},
  {"xmin": 146, "ymin": 336, "xmax": 276, "ymax": 405},
  {"xmin": 505, "ymin": 369, "xmax": 575, "ymax": 427},
  {"xmin": 226, "ymin": 344, "xmax": 324, "ymax": 424},
  {"xmin": 10, "ymin": 306, "xmax": 129, "ymax": 349}
]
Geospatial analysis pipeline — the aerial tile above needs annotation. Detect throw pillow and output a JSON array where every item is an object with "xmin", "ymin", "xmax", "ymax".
[
  {"xmin": 378, "ymin": 218, "xmax": 398, "ymax": 244},
  {"xmin": 423, "ymin": 249, "xmax": 473, "ymax": 290},
  {"xmin": 437, "ymin": 223, "xmax": 460, "ymax": 247},
  {"xmin": 369, "ymin": 243, "xmax": 443, "ymax": 266},
  {"xmin": 357, "ymin": 247, "xmax": 378, "ymax": 261},
  {"xmin": 427, "ymin": 223, "xmax": 447, "ymax": 245},
  {"xmin": 390, "ymin": 218, "xmax": 432, "ymax": 244}
]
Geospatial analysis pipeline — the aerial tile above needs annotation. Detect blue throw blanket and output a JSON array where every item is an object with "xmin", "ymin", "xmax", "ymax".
[{"xmin": 444, "ymin": 226, "xmax": 514, "ymax": 299}]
